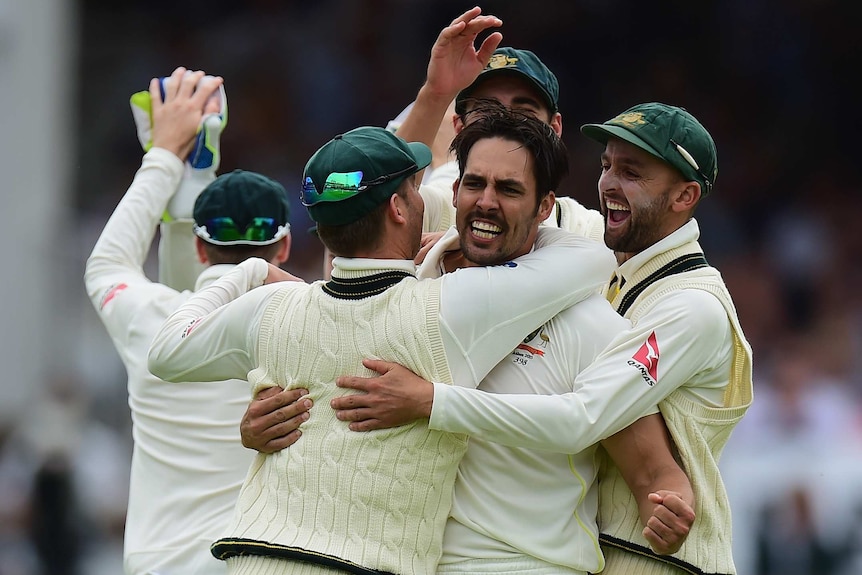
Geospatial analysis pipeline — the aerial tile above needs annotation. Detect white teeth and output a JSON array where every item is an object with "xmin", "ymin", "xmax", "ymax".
[
  {"xmin": 471, "ymin": 221, "xmax": 501, "ymax": 240},
  {"xmin": 472, "ymin": 221, "xmax": 502, "ymax": 233},
  {"xmin": 605, "ymin": 200, "xmax": 629, "ymax": 211}
]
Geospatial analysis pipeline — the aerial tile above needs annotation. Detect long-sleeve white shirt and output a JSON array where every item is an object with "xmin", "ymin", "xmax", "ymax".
[
  {"xmin": 84, "ymin": 148, "xmax": 254, "ymax": 575},
  {"xmin": 419, "ymin": 227, "xmax": 629, "ymax": 574},
  {"xmin": 146, "ymin": 227, "xmax": 615, "ymax": 575},
  {"xmin": 428, "ymin": 221, "xmax": 731, "ymax": 451},
  {"xmin": 147, "ymin": 227, "xmax": 614, "ymax": 390}
]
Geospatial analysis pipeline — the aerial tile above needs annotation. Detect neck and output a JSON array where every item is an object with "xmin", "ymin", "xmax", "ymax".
[{"xmin": 442, "ymin": 251, "xmax": 475, "ymax": 273}]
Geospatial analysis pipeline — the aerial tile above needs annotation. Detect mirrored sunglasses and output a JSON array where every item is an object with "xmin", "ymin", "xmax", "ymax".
[
  {"xmin": 301, "ymin": 165, "xmax": 417, "ymax": 207},
  {"xmin": 194, "ymin": 217, "xmax": 289, "ymax": 246}
]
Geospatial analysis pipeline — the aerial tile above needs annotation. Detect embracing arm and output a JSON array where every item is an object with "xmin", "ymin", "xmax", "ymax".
[
  {"xmin": 429, "ymin": 290, "xmax": 730, "ymax": 451},
  {"xmin": 439, "ymin": 227, "xmax": 614, "ymax": 387},
  {"xmin": 147, "ymin": 258, "xmax": 274, "ymax": 382},
  {"xmin": 602, "ymin": 413, "xmax": 695, "ymax": 555},
  {"xmin": 331, "ymin": 229, "xmax": 615, "ymax": 430}
]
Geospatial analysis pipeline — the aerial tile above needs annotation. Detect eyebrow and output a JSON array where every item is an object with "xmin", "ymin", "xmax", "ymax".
[
  {"xmin": 462, "ymin": 173, "xmax": 525, "ymax": 190},
  {"xmin": 600, "ymin": 151, "xmax": 646, "ymax": 169}
]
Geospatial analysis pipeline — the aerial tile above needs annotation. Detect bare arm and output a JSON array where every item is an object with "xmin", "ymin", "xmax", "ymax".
[{"xmin": 601, "ymin": 413, "xmax": 695, "ymax": 555}]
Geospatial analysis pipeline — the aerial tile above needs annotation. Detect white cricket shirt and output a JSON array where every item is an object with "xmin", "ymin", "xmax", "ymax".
[{"xmin": 84, "ymin": 148, "xmax": 254, "ymax": 575}]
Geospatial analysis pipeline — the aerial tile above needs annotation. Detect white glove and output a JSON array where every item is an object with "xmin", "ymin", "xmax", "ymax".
[{"xmin": 129, "ymin": 74, "xmax": 228, "ymax": 221}]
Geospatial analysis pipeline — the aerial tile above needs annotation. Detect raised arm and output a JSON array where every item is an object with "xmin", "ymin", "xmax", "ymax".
[
  {"xmin": 395, "ymin": 7, "xmax": 502, "ymax": 149},
  {"xmin": 155, "ymin": 72, "xmax": 227, "ymax": 291},
  {"xmin": 85, "ymin": 68, "xmax": 222, "ymax": 329}
]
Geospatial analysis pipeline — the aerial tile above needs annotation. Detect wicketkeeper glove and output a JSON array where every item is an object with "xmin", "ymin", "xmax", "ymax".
[{"xmin": 129, "ymin": 74, "xmax": 228, "ymax": 221}]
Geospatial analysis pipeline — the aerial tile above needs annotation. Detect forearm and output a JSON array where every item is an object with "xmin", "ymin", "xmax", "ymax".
[
  {"xmin": 85, "ymin": 148, "xmax": 183, "ymax": 298},
  {"xmin": 440, "ymin": 228, "xmax": 615, "ymax": 388},
  {"xmin": 147, "ymin": 258, "xmax": 269, "ymax": 382},
  {"xmin": 395, "ymin": 84, "xmax": 456, "ymax": 148}
]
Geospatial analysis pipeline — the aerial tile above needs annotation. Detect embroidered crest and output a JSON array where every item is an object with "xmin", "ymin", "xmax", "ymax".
[
  {"xmin": 608, "ymin": 111, "xmax": 648, "ymax": 130},
  {"xmin": 513, "ymin": 326, "xmax": 550, "ymax": 365},
  {"xmin": 487, "ymin": 54, "xmax": 518, "ymax": 69}
]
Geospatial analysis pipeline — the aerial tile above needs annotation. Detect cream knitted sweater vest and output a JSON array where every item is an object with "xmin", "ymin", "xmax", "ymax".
[
  {"xmin": 599, "ymin": 242, "xmax": 754, "ymax": 575},
  {"xmin": 227, "ymin": 277, "xmax": 466, "ymax": 575}
]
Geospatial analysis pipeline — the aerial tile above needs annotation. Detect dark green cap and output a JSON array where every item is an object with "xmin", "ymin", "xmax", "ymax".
[
  {"xmin": 193, "ymin": 169, "xmax": 291, "ymax": 245},
  {"xmin": 301, "ymin": 126, "xmax": 431, "ymax": 226},
  {"xmin": 581, "ymin": 102, "xmax": 717, "ymax": 195},
  {"xmin": 456, "ymin": 47, "xmax": 559, "ymax": 114}
]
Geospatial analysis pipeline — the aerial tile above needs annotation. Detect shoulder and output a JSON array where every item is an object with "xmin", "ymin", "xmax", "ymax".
[
  {"xmin": 555, "ymin": 293, "xmax": 629, "ymax": 338},
  {"xmin": 419, "ymin": 179, "xmax": 456, "ymax": 233},
  {"xmin": 647, "ymin": 288, "xmax": 730, "ymax": 340}
]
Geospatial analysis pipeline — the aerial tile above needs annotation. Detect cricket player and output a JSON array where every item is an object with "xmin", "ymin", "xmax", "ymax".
[
  {"xmin": 85, "ymin": 67, "xmax": 305, "ymax": 575},
  {"xmin": 333, "ymin": 102, "xmax": 754, "ymax": 575},
  {"xmin": 147, "ymin": 123, "xmax": 615, "ymax": 575}
]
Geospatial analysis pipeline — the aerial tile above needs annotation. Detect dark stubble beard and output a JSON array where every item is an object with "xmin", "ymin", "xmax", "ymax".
[{"xmin": 604, "ymin": 192, "xmax": 670, "ymax": 254}]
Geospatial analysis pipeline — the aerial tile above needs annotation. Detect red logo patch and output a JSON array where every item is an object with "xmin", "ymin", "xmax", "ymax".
[
  {"xmin": 99, "ymin": 283, "xmax": 128, "ymax": 310},
  {"xmin": 516, "ymin": 343, "xmax": 545, "ymax": 356},
  {"xmin": 631, "ymin": 331, "xmax": 660, "ymax": 382},
  {"xmin": 181, "ymin": 318, "xmax": 203, "ymax": 339}
]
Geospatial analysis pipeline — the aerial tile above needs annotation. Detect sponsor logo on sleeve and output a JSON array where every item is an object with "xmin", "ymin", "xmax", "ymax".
[
  {"xmin": 99, "ymin": 283, "xmax": 128, "ymax": 310},
  {"xmin": 628, "ymin": 331, "xmax": 659, "ymax": 386},
  {"xmin": 182, "ymin": 318, "xmax": 203, "ymax": 339}
]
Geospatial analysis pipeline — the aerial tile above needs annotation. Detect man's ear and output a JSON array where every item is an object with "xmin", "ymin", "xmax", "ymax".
[
  {"xmin": 672, "ymin": 181, "xmax": 701, "ymax": 214},
  {"xmin": 275, "ymin": 234, "xmax": 291, "ymax": 264},
  {"xmin": 549, "ymin": 111, "xmax": 563, "ymax": 138},
  {"xmin": 390, "ymin": 193, "xmax": 406, "ymax": 223},
  {"xmin": 451, "ymin": 178, "xmax": 460, "ymax": 208},
  {"xmin": 195, "ymin": 237, "xmax": 209, "ymax": 264},
  {"xmin": 537, "ymin": 191, "xmax": 556, "ymax": 222}
]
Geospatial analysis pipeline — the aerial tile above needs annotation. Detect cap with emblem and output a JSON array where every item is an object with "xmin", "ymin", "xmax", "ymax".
[
  {"xmin": 301, "ymin": 126, "xmax": 431, "ymax": 226},
  {"xmin": 455, "ymin": 47, "xmax": 559, "ymax": 115},
  {"xmin": 193, "ymin": 169, "xmax": 291, "ymax": 246},
  {"xmin": 580, "ymin": 102, "xmax": 718, "ymax": 195}
]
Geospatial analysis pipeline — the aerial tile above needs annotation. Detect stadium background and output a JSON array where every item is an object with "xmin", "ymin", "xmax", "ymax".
[{"xmin": 1, "ymin": 1, "xmax": 860, "ymax": 573}]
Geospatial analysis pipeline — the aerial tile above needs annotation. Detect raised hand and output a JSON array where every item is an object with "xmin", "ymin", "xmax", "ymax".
[
  {"xmin": 424, "ymin": 6, "xmax": 503, "ymax": 99},
  {"xmin": 150, "ymin": 67, "xmax": 223, "ymax": 160}
]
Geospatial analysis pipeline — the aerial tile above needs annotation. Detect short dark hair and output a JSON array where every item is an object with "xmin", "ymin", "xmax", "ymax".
[
  {"xmin": 315, "ymin": 180, "xmax": 412, "ymax": 257},
  {"xmin": 202, "ymin": 240, "xmax": 284, "ymax": 265},
  {"xmin": 451, "ymin": 101, "xmax": 569, "ymax": 207}
]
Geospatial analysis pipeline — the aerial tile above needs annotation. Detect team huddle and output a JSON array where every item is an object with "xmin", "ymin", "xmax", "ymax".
[{"xmin": 85, "ymin": 7, "xmax": 753, "ymax": 575}]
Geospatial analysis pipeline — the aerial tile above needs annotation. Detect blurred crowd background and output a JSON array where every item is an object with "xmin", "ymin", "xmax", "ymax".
[{"xmin": 1, "ymin": 1, "xmax": 861, "ymax": 574}]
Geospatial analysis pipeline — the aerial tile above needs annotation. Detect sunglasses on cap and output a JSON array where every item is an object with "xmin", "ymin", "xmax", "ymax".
[
  {"xmin": 193, "ymin": 217, "xmax": 290, "ymax": 246},
  {"xmin": 301, "ymin": 165, "xmax": 418, "ymax": 207}
]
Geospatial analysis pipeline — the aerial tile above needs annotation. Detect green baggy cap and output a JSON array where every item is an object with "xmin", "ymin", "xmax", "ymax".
[
  {"xmin": 193, "ymin": 169, "xmax": 291, "ymax": 245},
  {"xmin": 456, "ymin": 47, "xmax": 559, "ymax": 114},
  {"xmin": 581, "ymin": 102, "xmax": 717, "ymax": 195},
  {"xmin": 301, "ymin": 126, "xmax": 431, "ymax": 226}
]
